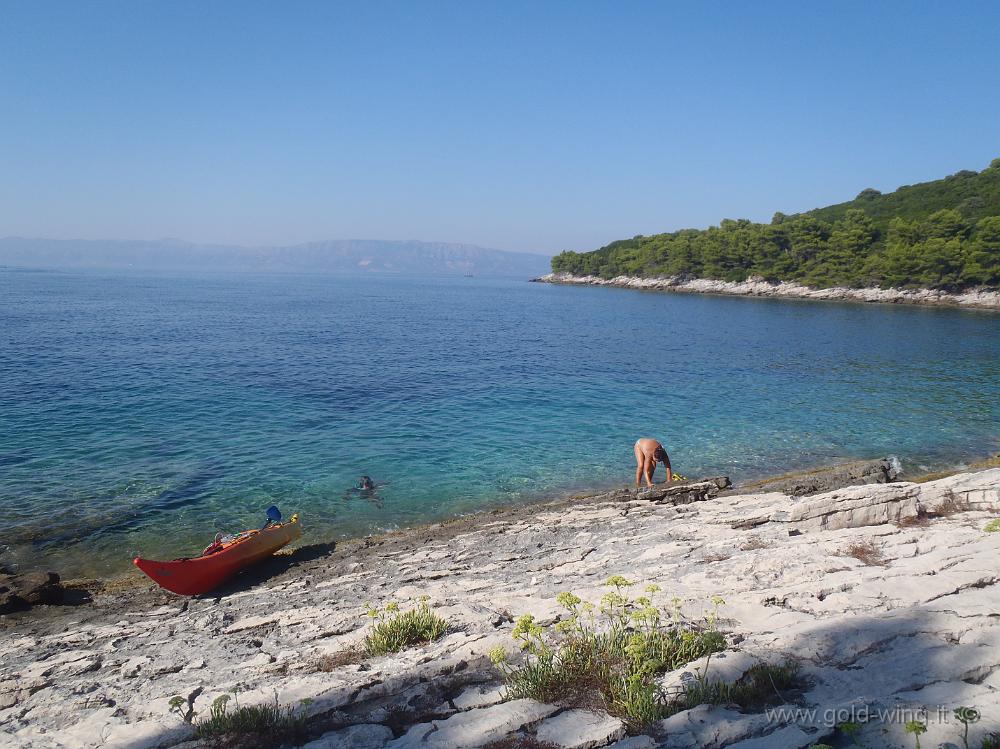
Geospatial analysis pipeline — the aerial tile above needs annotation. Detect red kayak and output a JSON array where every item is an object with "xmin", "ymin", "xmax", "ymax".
[{"xmin": 134, "ymin": 514, "xmax": 301, "ymax": 596}]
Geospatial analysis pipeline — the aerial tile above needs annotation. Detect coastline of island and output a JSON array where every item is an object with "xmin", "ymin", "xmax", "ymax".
[{"xmin": 533, "ymin": 272, "xmax": 1000, "ymax": 310}]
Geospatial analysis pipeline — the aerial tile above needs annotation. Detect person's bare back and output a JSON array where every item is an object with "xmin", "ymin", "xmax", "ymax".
[{"xmin": 634, "ymin": 437, "xmax": 672, "ymax": 487}]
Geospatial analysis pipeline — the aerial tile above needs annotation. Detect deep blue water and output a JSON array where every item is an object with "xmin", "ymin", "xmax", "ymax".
[{"xmin": 1, "ymin": 268, "xmax": 998, "ymax": 576}]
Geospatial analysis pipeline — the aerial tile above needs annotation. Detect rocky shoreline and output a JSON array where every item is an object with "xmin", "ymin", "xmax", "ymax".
[
  {"xmin": 534, "ymin": 273, "xmax": 1000, "ymax": 310},
  {"xmin": 3, "ymin": 459, "xmax": 1000, "ymax": 748}
]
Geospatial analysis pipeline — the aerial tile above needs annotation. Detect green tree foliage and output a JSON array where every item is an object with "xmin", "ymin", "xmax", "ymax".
[{"xmin": 551, "ymin": 158, "xmax": 1000, "ymax": 290}]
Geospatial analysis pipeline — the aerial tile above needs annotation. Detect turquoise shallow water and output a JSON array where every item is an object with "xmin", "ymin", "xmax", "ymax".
[{"xmin": 1, "ymin": 268, "xmax": 998, "ymax": 576}]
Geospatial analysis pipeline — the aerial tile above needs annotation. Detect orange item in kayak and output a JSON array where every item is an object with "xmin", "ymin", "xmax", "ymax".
[{"xmin": 133, "ymin": 515, "xmax": 301, "ymax": 596}]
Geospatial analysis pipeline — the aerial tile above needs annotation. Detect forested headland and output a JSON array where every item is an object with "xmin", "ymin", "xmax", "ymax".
[{"xmin": 551, "ymin": 158, "xmax": 1000, "ymax": 290}]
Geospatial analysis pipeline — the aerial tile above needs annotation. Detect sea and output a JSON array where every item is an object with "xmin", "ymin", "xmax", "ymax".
[{"xmin": 1, "ymin": 268, "xmax": 998, "ymax": 577}]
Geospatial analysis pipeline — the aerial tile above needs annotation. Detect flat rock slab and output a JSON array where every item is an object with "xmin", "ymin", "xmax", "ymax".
[
  {"xmin": 389, "ymin": 699, "xmax": 558, "ymax": 748},
  {"xmin": 303, "ymin": 724, "xmax": 394, "ymax": 749},
  {"xmin": 450, "ymin": 684, "xmax": 505, "ymax": 711},
  {"xmin": 535, "ymin": 709, "xmax": 626, "ymax": 749}
]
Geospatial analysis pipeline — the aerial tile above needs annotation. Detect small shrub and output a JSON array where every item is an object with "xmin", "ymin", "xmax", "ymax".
[
  {"xmin": 838, "ymin": 720, "xmax": 862, "ymax": 745},
  {"xmin": 315, "ymin": 649, "xmax": 364, "ymax": 671},
  {"xmin": 194, "ymin": 694, "xmax": 308, "ymax": 744},
  {"xmin": 702, "ymin": 552, "xmax": 731, "ymax": 563},
  {"xmin": 904, "ymin": 719, "xmax": 927, "ymax": 749},
  {"xmin": 364, "ymin": 597, "xmax": 448, "ymax": 657},
  {"xmin": 674, "ymin": 661, "xmax": 802, "ymax": 712},
  {"xmin": 492, "ymin": 581, "xmax": 727, "ymax": 732},
  {"xmin": 740, "ymin": 537, "xmax": 770, "ymax": 551},
  {"xmin": 841, "ymin": 539, "xmax": 885, "ymax": 566},
  {"xmin": 929, "ymin": 495, "xmax": 966, "ymax": 518},
  {"xmin": 897, "ymin": 513, "xmax": 931, "ymax": 528},
  {"xmin": 954, "ymin": 706, "xmax": 980, "ymax": 749},
  {"xmin": 483, "ymin": 738, "xmax": 559, "ymax": 749},
  {"xmin": 982, "ymin": 732, "xmax": 1000, "ymax": 749},
  {"xmin": 984, "ymin": 519, "xmax": 1000, "ymax": 533},
  {"xmin": 167, "ymin": 694, "xmax": 196, "ymax": 724}
]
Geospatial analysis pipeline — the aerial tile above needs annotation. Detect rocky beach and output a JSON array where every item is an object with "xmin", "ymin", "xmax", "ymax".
[
  {"xmin": 534, "ymin": 273, "xmax": 1000, "ymax": 310},
  {"xmin": 3, "ymin": 460, "xmax": 1000, "ymax": 749}
]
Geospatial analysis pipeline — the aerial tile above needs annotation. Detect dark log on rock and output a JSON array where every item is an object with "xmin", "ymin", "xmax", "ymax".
[{"xmin": 601, "ymin": 477, "xmax": 731, "ymax": 506}]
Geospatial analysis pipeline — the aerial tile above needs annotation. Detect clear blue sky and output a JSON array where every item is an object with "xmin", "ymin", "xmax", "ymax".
[{"xmin": 2, "ymin": 1, "xmax": 998, "ymax": 254}]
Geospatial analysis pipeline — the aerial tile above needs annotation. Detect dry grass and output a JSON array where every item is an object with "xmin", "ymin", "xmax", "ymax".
[
  {"xmin": 484, "ymin": 738, "xmax": 559, "ymax": 749},
  {"xmin": 841, "ymin": 539, "xmax": 886, "ymax": 566},
  {"xmin": 896, "ymin": 513, "xmax": 931, "ymax": 529},
  {"xmin": 928, "ymin": 496, "xmax": 967, "ymax": 518},
  {"xmin": 740, "ymin": 536, "xmax": 770, "ymax": 551},
  {"xmin": 315, "ymin": 649, "xmax": 364, "ymax": 671},
  {"xmin": 701, "ymin": 553, "xmax": 732, "ymax": 563},
  {"xmin": 674, "ymin": 661, "xmax": 803, "ymax": 713}
]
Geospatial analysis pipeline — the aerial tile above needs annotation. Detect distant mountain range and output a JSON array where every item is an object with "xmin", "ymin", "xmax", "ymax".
[{"xmin": 0, "ymin": 237, "xmax": 552, "ymax": 278}]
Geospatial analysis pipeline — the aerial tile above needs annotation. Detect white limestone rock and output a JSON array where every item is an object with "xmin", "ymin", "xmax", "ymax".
[
  {"xmin": 534, "ymin": 709, "xmax": 626, "ymax": 749},
  {"xmin": 657, "ymin": 705, "xmax": 773, "ymax": 748},
  {"xmin": 725, "ymin": 724, "xmax": 818, "ymax": 748},
  {"xmin": 389, "ymin": 699, "xmax": 558, "ymax": 748},
  {"xmin": 302, "ymin": 724, "xmax": 394, "ymax": 749},
  {"xmin": 450, "ymin": 684, "xmax": 505, "ymax": 711}
]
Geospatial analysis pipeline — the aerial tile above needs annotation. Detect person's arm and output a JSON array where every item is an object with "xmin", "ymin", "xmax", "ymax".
[{"xmin": 663, "ymin": 453, "xmax": 673, "ymax": 482}]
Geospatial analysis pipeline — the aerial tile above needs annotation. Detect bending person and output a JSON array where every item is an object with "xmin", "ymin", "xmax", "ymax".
[{"xmin": 634, "ymin": 437, "xmax": 672, "ymax": 487}]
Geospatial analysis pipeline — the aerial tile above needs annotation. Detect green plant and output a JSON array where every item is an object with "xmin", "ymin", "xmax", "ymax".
[
  {"xmin": 364, "ymin": 597, "xmax": 448, "ymax": 656},
  {"xmin": 675, "ymin": 660, "xmax": 802, "ymax": 712},
  {"xmin": 982, "ymin": 731, "xmax": 1000, "ymax": 749},
  {"xmin": 984, "ymin": 518, "xmax": 1000, "ymax": 533},
  {"xmin": 838, "ymin": 720, "xmax": 862, "ymax": 746},
  {"xmin": 905, "ymin": 719, "xmax": 927, "ymax": 749},
  {"xmin": 954, "ymin": 706, "xmax": 981, "ymax": 749},
  {"xmin": 491, "ymin": 579, "xmax": 727, "ymax": 732},
  {"xmin": 193, "ymin": 693, "xmax": 308, "ymax": 744},
  {"xmin": 167, "ymin": 694, "xmax": 196, "ymax": 724},
  {"xmin": 483, "ymin": 738, "xmax": 560, "ymax": 749}
]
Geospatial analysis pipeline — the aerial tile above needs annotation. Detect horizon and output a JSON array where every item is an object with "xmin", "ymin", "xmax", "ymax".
[
  {"xmin": 2, "ymin": 2, "xmax": 999, "ymax": 254},
  {"xmin": 0, "ymin": 234, "xmax": 551, "ymax": 257}
]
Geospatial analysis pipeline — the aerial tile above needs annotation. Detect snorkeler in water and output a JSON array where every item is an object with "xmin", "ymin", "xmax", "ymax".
[{"xmin": 342, "ymin": 475, "xmax": 388, "ymax": 507}]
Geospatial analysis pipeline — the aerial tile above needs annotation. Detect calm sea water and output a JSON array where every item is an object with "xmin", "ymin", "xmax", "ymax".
[{"xmin": 1, "ymin": 268, "xmax": 998, "ymax": 576}]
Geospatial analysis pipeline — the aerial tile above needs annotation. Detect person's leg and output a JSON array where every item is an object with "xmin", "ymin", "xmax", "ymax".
[
  {"xmin": 634, "ymin": 442, "xmax": 644, "ymax": 487},
  {"xmin": 644, "ymin": 456, "xmax": 656, "ymax": 487}
]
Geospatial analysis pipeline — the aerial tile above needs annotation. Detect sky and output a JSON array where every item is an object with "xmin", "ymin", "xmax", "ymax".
[{"xmin": 1, "ymin": 1, "xmax": 999, "ymax": 255}]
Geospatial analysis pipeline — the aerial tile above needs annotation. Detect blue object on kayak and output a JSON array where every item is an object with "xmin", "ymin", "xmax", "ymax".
[{"xmin": 266, "ymin": 505, "xmax": 282, "ymax": 523}]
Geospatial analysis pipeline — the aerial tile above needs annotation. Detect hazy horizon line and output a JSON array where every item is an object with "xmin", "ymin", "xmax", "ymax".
[{"xmin": 0, "ymin": 234, "xmax": 555, "ymax": 258}]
